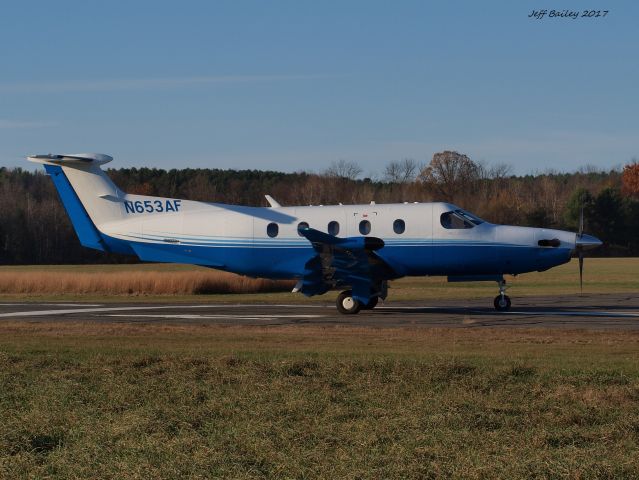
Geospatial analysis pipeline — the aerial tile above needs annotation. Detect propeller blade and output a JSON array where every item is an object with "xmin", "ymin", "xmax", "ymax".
[
  {"xmin": 579, "ymin": 205, "xmax": 584, "ymax": 238},
  {"xmin": 578, "ymin": 251, "xmax": 584, "ymax": 293}
]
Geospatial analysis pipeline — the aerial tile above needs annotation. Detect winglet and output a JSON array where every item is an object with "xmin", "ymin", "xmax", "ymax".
[{"xmin": 265, "ymin": 195, "xmax": 281, "ymax": 208}]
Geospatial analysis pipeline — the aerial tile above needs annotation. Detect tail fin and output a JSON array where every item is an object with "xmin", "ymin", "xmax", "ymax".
[{"xmin": 28, "ymin": 153, "xmax": 127, "ymax": 252}]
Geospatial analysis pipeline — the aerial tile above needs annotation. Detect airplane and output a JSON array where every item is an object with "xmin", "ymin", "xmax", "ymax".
[{"xmin": 28, "ymin": 153, "xmax": 602, "ymax": 314}]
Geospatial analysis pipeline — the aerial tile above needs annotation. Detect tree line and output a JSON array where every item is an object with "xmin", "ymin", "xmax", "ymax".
[{"xmin": 1, "ymin": 151, "xmax": 637, "ymax": 264}]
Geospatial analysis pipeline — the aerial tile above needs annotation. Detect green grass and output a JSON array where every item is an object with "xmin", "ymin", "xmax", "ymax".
[
  {"xmin": 1, "ymin": 324, "xmax": 639, "ymax": 479},
  {"xmin": 0, "ymin": 257, "xmax": 636, "ymax": 303},
  {"xmin": 1, "ymin": 259, "xmax": 637, "ymax": 476}
]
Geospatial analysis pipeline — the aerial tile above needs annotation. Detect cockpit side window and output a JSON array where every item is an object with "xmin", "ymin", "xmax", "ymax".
[
  {"xmin": 440, "ymin": 209, "xmax": 484, "ymax": 229},
  {"xmin": 456, "ymin": 209, "xmax": 484, "ymax": 226}
]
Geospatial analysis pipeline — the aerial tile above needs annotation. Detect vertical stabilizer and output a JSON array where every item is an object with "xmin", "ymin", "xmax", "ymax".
[{"xmin": 27, "ymin": 153, "xmax": 127, "ymax": 251}]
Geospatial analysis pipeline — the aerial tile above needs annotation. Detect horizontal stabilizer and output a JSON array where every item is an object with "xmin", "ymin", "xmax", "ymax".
[{"xmin": 27, "ymin": 153, "xmax": 113, "ymax": 166}]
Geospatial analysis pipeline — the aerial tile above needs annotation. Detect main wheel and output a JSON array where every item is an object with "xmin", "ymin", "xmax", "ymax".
[
  {"xmin": 493, "ymin": 294, "xmax": 511, "ymax": 311},
  {"xmin": 362, "ymin": 296, "xmax": 379, "ymax": 310},
  {"xmin": 336, "ymin": 290, "xmax": 361, "ymax": 315}
]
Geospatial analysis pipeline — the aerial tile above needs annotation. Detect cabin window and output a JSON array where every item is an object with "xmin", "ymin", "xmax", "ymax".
[
  {"xmin": 440, "ymin": 209, "xmax": 484, "ymax": 229},
  {"xmin": 328, "ymin": 221, "xmax": 340, "ymax": 236},
  {"xmin": 393, "ymin": 219, "xmax": 405, "ymax": 234},
  {"xmin": 359, "ymin": 220, "xmax": 371, "ymax": 235},
  {"xmin": 297, "ymin": 221, "xmax": 309, "ymax": 236},
  {"xmin": 267, "ymin": 222, "xmax": 279, "ymax": 238}
]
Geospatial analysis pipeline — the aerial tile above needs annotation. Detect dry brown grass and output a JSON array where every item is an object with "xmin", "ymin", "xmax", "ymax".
[
  {"xmin": 0, "ymin": 270, "xmax": 294, "ymax": 296},
  {"xmin": 0, "ymin": 257, "xmax": 636, "ymax": 300}
]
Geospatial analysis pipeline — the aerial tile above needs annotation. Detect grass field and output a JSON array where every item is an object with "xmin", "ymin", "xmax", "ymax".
[
  {"xmin": 1, "ymin": 258, "xmax": 638, "ymax": 478},
  {"xmin": 0, "ymin": 257, "xmax": 637, "ymax": 302},
  {"xmin": 1, "ymin": 323, "xmax": 639, "ymax": 479}
]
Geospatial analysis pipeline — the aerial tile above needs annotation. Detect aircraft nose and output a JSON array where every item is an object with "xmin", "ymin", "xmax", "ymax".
[{"xmin": 576, "ymin": 233, "xmax": 603, "ymax": 251}]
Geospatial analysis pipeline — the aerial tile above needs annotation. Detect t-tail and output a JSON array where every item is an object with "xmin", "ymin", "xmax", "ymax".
[
  {"xmin": 28, "ymin": 153, "xmax": 127, "ymax": 252},
  {"xmin": 27, "ymin": 153, "xmax": 169, "ymax": 256}
]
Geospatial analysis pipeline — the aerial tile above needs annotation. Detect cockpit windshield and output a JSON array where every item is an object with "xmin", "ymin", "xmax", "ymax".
[{"xmin": 440, "ymin": 209, "xmax": 485, "ymax": 229}]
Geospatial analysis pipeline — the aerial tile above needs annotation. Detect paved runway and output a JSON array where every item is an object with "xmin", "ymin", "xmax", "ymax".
[{"xmin": 0, "ymin": 293, "xmax": 638, "ymax": 329}]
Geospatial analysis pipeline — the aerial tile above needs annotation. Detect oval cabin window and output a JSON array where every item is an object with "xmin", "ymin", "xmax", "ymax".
[
  {"xmin": 359, "ymin": 220, "xmax": 371, "ymax": 235},
  {"xmin": 267, "ymin": 223, "xmax": 279, "ymax": 238},
  {"xmin": 328, "ymin": 221, "xmax": 340, "ymax": 236},
  {"xmin": 297, "ymin": 221, "xmax": 309, "ymax": 236},
  {"xmin": 393, "ymin": 219, "xmax": 405, "ymax": 234}
]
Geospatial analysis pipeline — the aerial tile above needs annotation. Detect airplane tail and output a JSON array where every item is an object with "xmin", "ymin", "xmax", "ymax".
[{"xmin": 27, "ymin": 153, "xmax": 129, "ymax": 252}]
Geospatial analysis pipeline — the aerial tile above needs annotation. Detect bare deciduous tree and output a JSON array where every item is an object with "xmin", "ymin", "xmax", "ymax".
[
  {"xmin": 383, "ymin": 158, "xmax": 419, "ymax": 184},
  {"xmin": 324, "ymin": 159, "xmax": 363, "ymax": 180},
  {"xmin": 486, "ymin": 162, "xmax": 513, "ymax": 180}
]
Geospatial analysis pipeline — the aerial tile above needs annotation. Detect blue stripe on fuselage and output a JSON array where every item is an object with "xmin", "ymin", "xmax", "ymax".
[{"xmin": 99, "ymin": 232, "xmax": 572, "ymax": 279}]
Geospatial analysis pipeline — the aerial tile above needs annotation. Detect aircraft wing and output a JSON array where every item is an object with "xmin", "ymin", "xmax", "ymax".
[{"xmin": 296, "ymin": 227, "xmax": 397, "ymax": 304}]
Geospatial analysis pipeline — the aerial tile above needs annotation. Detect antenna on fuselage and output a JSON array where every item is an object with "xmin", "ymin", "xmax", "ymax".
[{"xmin": 265, "ymin": 195, "xmax": 281, "ymax": 208}]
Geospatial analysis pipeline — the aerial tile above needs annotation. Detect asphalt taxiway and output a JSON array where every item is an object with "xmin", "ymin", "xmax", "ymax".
[{"xmin": 0, "ymin": 293, "xmax": 637, "ymax": 330}]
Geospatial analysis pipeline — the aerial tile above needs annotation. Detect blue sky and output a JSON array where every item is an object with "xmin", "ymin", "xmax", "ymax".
[{"xmin": 1, "ymin": 0, "xmax": 636, "ymax": 175}]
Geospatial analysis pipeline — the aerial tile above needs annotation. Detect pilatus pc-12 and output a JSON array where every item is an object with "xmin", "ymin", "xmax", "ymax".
[{"xmin": 29, "ymin": 153, "xmax": 602, "ymax": 314}]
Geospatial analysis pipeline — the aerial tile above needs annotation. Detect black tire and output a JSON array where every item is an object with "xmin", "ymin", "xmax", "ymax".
[
  {"xmin": 336, "ymin": 290, "xmax": 361, "ymax": 315},
  {"xmin": 362, "ymin": 296, "xmax": 379, "ymax": 310},
  {"xmin": 494, "ymin": 294, "xmax": 511, "ymax": 311}
]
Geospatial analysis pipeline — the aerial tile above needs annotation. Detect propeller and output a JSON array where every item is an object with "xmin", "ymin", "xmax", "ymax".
[
  {"xmin": 578, "ymin": 205, "xmax": 584, "ymax": 292},
  {"xmin": 574, "ymin": 203, "xmax": 602, "ymax": 293}
]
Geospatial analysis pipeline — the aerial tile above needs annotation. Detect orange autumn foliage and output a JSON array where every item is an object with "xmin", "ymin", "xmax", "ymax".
[{"xmin": 622, "ymin": 162, "xmax": 639, "ymax": 198}]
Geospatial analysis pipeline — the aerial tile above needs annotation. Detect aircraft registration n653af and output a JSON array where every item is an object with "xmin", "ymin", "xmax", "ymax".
[{"xmin": 28, "ymin": 153, "xmax": 602, "ymax": 314}]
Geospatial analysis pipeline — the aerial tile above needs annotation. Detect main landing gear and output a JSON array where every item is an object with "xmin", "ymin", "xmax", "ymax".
[
  {"xmin": 336, "ymin": 290, "xmax": 380, "ymax": 314},
  {"xmin": 336, "ymin": 290, "xmax": 361, "ymax": 314},
  {"xmin": 493, "ymin": 279, "xmax": 511, "ymax": 312}
]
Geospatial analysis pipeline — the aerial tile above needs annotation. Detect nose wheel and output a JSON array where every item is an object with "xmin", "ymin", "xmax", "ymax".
[
  {"xmin": 494, "ymin": 294, "xmax": 511, "ymax": 311},
  {"xmin": 494, "ymin": 280, "xmax": 511, "ymax": 311}
]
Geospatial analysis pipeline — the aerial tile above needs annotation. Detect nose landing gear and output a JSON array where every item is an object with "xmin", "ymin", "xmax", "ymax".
[{"xmin": 494, "ymin": 279, "xmax": 511, "ymax": 311}]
